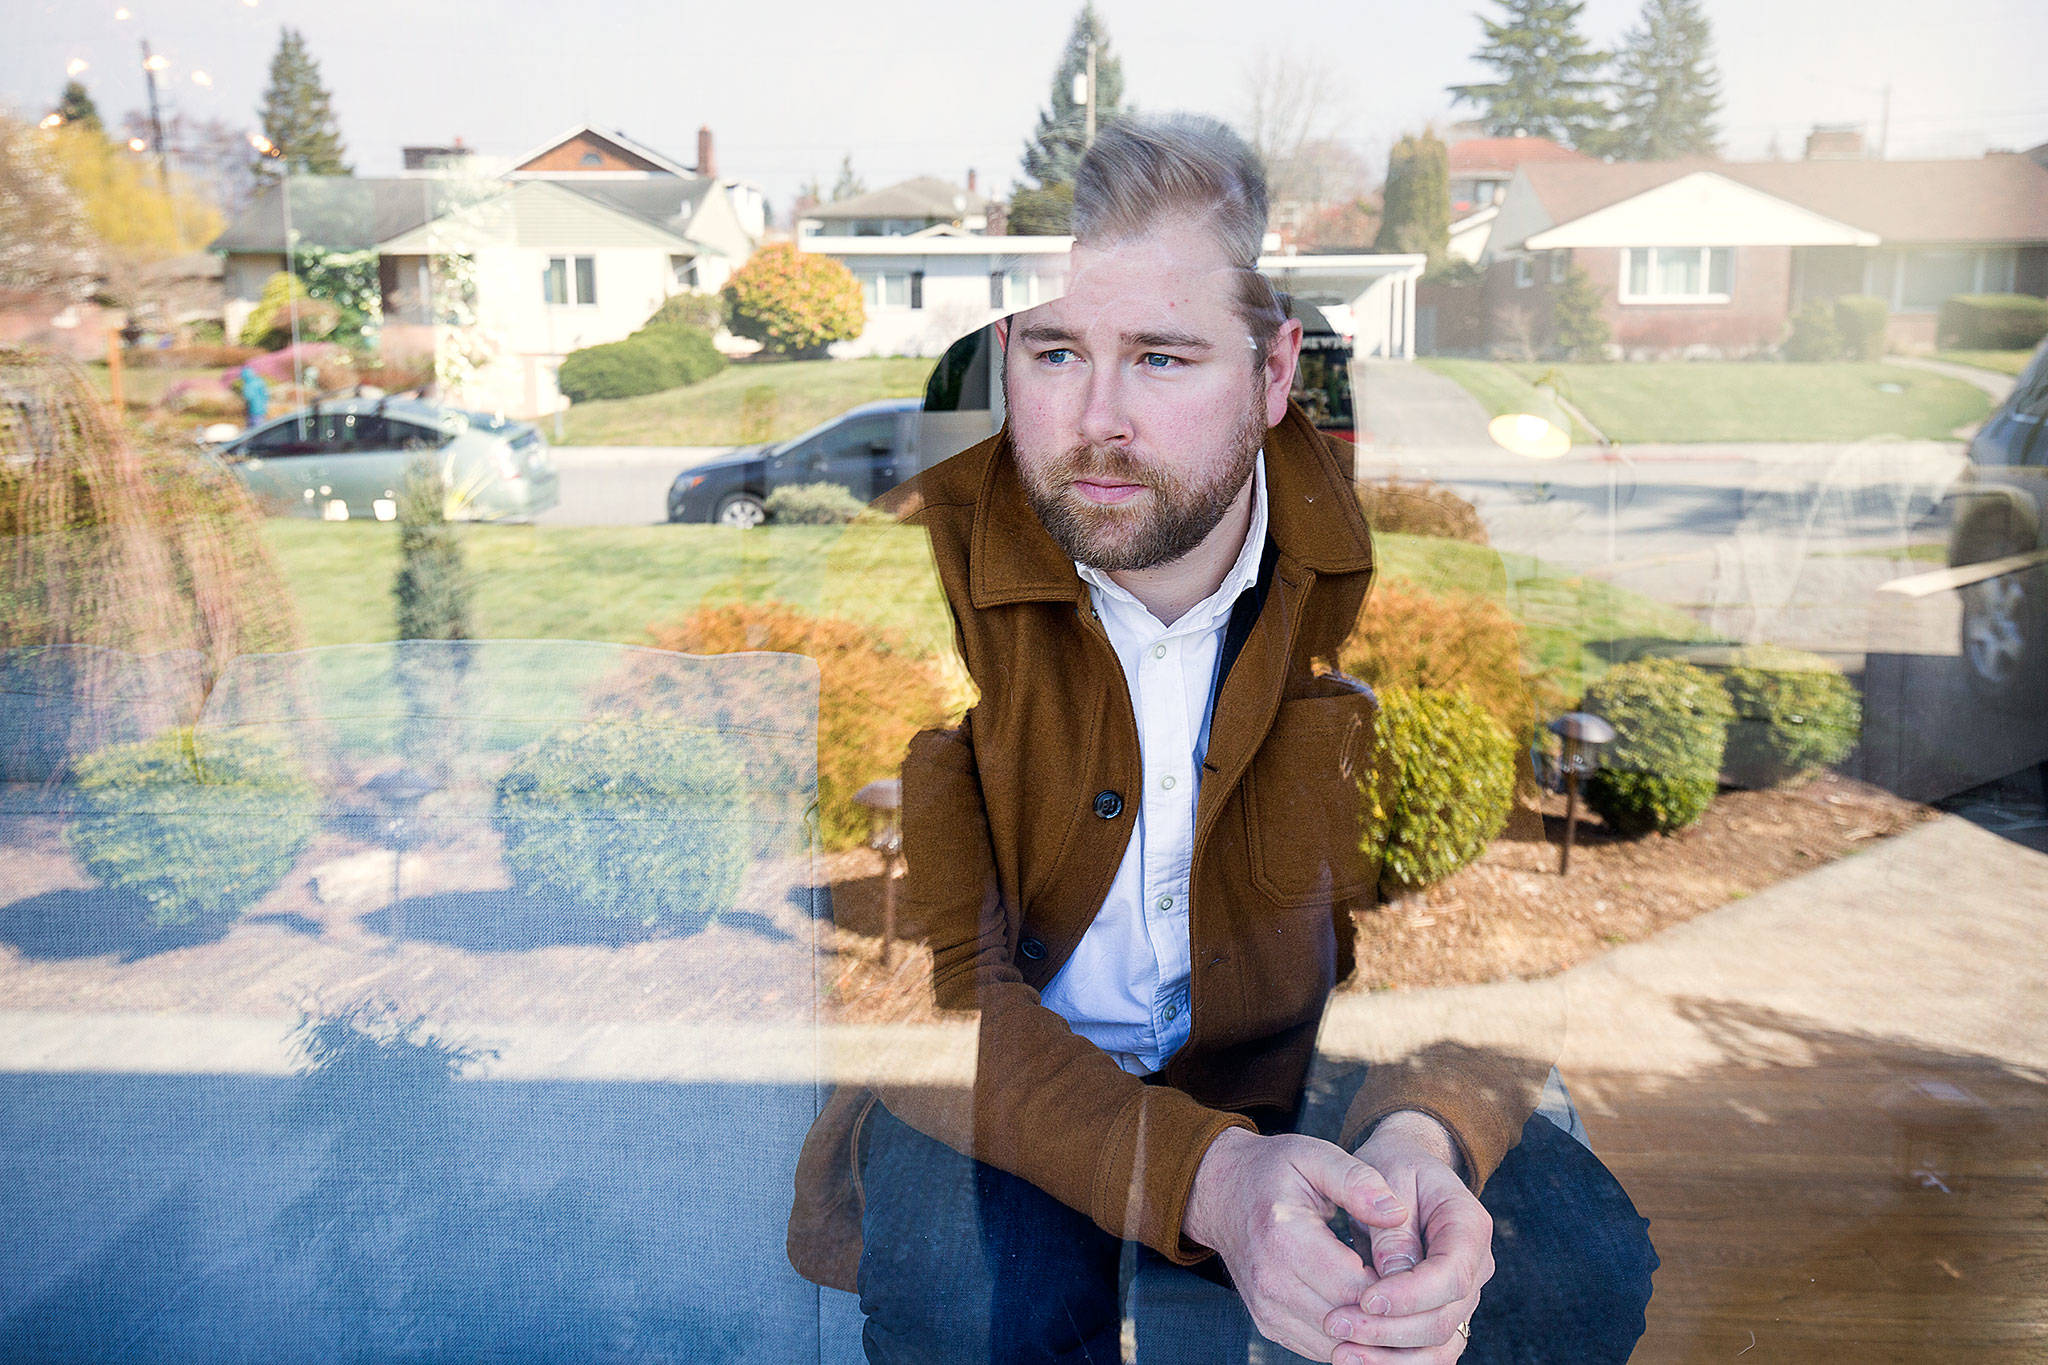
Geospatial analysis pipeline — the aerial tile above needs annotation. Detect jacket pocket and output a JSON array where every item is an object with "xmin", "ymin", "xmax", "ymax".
[{"xmin": 1242, "ymin": 684, "xmax": 1379, "ymax": 908}]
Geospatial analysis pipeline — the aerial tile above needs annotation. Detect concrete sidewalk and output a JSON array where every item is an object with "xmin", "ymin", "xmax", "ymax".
[{"xmin": 1317, "ymin": 814, "xmax": 2048, "ymax": 1081}]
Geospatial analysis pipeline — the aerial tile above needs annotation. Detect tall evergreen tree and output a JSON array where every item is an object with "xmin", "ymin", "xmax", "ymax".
[
  {"xmin": 1020, "ymin": 3, "xmax": 1126, "ymax": 193},
  {"xmin": 828, "ymin": 154, "xmax": 865, "ymax": 203},
  {"xmin": 1373, "ymin": 131, "xmax": 1451, "ymax": 266},
  {"xmin": 53, "ymin": 80, "xmax": 103, "ymax": 133},
  {"xmin": 1590, "ymin": 0, "xmax": 1722, "ymax": 160},
  {"xmin": 1447, "ymin": 0, "xmax": 1610, "ymax": 150},
  {"xmin": 254, "ymin": 26, "xmax": 350, "ymax": 183}
]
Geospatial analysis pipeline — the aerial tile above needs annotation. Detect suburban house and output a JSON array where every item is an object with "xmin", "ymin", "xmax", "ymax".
[
  {"xmin": 803, "ymin": 232, "xmax": 1427, "ymax": 361},
  {"xmin": 210, "ymin": 124, "xmax": 766, "ymax": 415},
  {"xmin": 798, "ymin": 175, "xmax": 989, "ymax": 237},
  {"xmin": 1476, "ymin": 147, "xmax": 2048, "ymax": 356},
  {"xmin": 1446, "ymin": 133, "xmax": 1591, "ymax": 264}
]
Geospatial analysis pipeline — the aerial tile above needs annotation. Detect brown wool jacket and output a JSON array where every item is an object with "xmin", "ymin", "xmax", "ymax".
[{"xmin": 786, "ymin": 402, "xmax": 1543, "ymax": 1293}]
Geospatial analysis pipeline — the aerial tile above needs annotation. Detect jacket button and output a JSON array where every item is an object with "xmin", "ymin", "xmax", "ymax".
[
  {"xmin": 1093, "ymin": 790, "xmax": 1124, "ymax": 819},
  {"xmin": 1020, "ymin": 936, "xmax": 1047, "ymax": 960}
]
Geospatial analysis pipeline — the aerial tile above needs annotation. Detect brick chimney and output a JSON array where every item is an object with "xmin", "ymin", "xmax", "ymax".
[
  {"xmin": 967, "ymin": 167, "xmax": 978, "ymax": 194},
  {"xmin": 697, "ymin": 125, "xmax": 717, "ymax": 179},
  {"xmin": 1805, "ymin": 124, "xmax": 1866, "ymax": 161}
]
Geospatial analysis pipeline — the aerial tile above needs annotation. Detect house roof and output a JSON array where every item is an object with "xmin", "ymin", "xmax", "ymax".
[
  {"xmin": 208, "ymin": 178, "xmax": 497, "ymax": 253},
  {"xmin": 509, "ymin": 124, "xmax": 700, "ymax": 178},
  {"xmin": 1447, "ymin": 136, "xmax": 1589, "ymax": 174},
  {"xmin": 1514, "ymin": 154, "xmax": 2048, "ymax": 247},
  {"xmin": 808, "ymin": 176, "xmax": 988, "ymax": 222},
  {"xmin": 558, "ymin": 178, "xmax": 716, "ymax": 236}
]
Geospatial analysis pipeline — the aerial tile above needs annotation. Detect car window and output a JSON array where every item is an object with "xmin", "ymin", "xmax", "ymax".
[
  {"xmin": 820, "ymin": 415, "xmax": 897, "ymax": 461},
  {"xmin": 242, "ymin": 418, "xmax": 317, "ymax": 455},
  {"xmin": 387, "ymin": 420, "xmax": 446, "ymax": 450},
  {"xmin": 312, "ymin": 413, "xmax": 389, "ymax": 449}
]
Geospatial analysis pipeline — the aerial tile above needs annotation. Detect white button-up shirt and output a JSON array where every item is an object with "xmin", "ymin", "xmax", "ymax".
[{"xmin": 1040, "ymin": 453, "xmax": 1270, "ymax": 1075}]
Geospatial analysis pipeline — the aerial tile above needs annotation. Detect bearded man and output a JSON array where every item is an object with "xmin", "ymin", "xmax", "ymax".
[{"xmin": 788, "ymin": 114, "xmax": 1655, "ymax": 1365}]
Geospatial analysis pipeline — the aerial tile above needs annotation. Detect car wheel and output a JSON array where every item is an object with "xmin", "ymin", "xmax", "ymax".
[
  {"xmin": 1958, "ymin": 534, "xmax": 2045, "ymax": 708},
  {"xmin": 715, "ymin": 492, "xmax": 767, "ymax": 529}
]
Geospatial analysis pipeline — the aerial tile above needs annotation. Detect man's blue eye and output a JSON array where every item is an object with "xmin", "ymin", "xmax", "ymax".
[
  {"xmin": 1041, "ymin": 348, "xmax": 1074, "ymax": 365},
  {"xmin": 1141, "ymin": 353, "xmax": 1181, "ymax": 369}
]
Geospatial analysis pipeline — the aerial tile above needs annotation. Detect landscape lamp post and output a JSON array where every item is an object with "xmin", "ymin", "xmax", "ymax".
[
  {"xmin": 1548, "ymin": 712, "xmax": 1615, "ymax": 876},
  {"xmin": 854, "ymin": 778, "xmax": 902, "ymax": 965},
  {"xmin": 363, "ymin": 766, "xmax": 438, "ymax": 947}
]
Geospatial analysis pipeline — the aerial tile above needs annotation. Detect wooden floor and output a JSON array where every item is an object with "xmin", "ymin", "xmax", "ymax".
[{"xmin": 1570, "ymin": 1002, "xmax": 2048, "ymax": 1362}]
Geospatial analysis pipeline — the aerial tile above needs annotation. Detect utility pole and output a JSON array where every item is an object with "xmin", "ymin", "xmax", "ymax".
[{"xmin": 140, "ymin": 39, "xmax": 170, "ymax": 190}]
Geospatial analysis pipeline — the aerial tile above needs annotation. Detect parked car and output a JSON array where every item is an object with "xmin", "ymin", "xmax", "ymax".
[
  {"xmin": 208, "ymin": 397, "xmax": 559, "ymax": 522},
  {"xmin": 667, "ymin": 398, "xmax": 928, "ymax": 527},
  {"xmin": 1944, "ymin": 337, "xmax": 2048, "ymax": 705}
]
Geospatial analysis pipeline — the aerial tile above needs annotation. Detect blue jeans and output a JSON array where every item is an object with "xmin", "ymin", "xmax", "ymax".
[{"xmin": 855, "ymin": 1085, "xmax": 1656, "ymax": 1364}]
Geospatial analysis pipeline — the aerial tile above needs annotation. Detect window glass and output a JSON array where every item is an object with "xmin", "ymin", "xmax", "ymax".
[
  {"xmin": 244, "ymin": 419, "xmax": 313, "ymax": 454},
  {"xmin": 1708, "ymin": 248, "xmax": 1732, "ymax": 296},
  {"xmin": 1900, "ymin": 249, "xmax": 1975, "ymax": 311},
  {"xmin": 1626, "ymin": 247, "xmax": 1649, "ymax": 296},
  {"xmin": 821, "ymin": 415, "xmax": 895, "ymax": 460},
  {"xmin": 543, "ymin": 257, "xmax": 568, "ymax": 305},
  {"xmin": 1656, "ymin": 248, "xmax": 1702, "ymax": 297},
  {"xmin": 575, "ymin": 256, "xmax": 597, "ymax": 305},
  {"xmin": 882, "ymin": 273, "xmax": 909, "ymax": 308}
]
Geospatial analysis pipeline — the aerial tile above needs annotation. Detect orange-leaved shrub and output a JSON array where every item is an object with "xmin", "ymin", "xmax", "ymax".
[
  {"xmin": 1353, "ymin": 477, "xmax": 1489, "ymax": 545},
  {"xmin": 644, "ymin": 602, "xmax": 951, "ymax": 851},
  {"xmin": 722, "ymin": 243, "xmax": 865, "ymax": 359},
  {"xmin": 1335, "ymin": 580, "xmax": 1533, "ymax": 747}
]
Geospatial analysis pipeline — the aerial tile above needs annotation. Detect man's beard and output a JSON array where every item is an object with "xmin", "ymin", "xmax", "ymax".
[{"xmin": 1019, "ymin": 400, "xmax": 1266, "ymax": 573}]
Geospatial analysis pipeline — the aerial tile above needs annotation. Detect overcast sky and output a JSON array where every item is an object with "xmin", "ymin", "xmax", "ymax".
[{"xmin": 5, "ymin": 0, "xmax": 2044, "ymax": 212}]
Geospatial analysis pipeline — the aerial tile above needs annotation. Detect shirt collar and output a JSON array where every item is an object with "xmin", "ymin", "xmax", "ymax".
[{"xmin": 1076, "ymin": 450, "xmax": 1269, "ymax": 632}]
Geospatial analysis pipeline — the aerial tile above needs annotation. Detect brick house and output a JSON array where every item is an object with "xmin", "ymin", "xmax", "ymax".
[{"xmin": 1478, "ymin": 153, "xmax": 2048, "ymax": 357}]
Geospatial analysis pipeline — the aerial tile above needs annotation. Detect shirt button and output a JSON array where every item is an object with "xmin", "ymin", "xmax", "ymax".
[
  {"xmin": 1092, "ymin": 790, "xmax": 1124, "ymax": 819},
  {"xmin": 1161, "ymin": 775, "xmax": 1176, "ymax": 791},
  {"xmin": 1162, "ymin": 1002, "xmax": 1180, "ymax": 1023},
  {"xmin": 1020, "ymin": 936, "xmax": 1047, "ymax": 960},
  {"xmin": 1152, "ymin": 644, "xmax": 1167, "ymax": 659},
  {"xmin": 1157, "ymin": 895, "xmax": 1174, "ymax": 911}
]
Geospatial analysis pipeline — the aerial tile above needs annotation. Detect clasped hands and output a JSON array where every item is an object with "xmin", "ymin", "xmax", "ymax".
[{"xmin": 1183, "ymin": 1112, "xmax": 1494, "ymax": 1363}]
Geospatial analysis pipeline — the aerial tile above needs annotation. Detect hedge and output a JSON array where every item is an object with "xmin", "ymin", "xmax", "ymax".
[
  {"xmin": 493, "ymin": 721, "xmax": 752, "ymax": 933},
  {"xmin": 1354, "ymin": 477, "xmax": 1490, "ymax": 545},
  {"xmin": 1363, "ymin": 685, "xmax": 1516, "ymax": 891},
  {"xmin": 1784, "ymin": 300, "xmax": 1841, "ymax": 363},
  {"xmin": 1833, "ymin": 295, "xmax": 1888, "ymax": 362},
  {"xmin": 65, "ymin": 728, "xmax": 318, "ymax": 926},
  {"xmin": 645, "ymin": 292, "xmax": 728, "ymax": 334},
  {"xmin": 1718, "ymin": 646, "xmax": 1861, "ymax": 788},
  {"xmin": 1337, "ymin": 581, "xmax": 1531, "ymax": 752},
  {"xmin": 1938, "ymin": 294, "xmax": 2048, "ymax": 351},
  {"xmin": 765, "ymin": 482, "xmax": 870, "ymax": 525},
  {"xmin": 555, "ymin": 323, "xmax": 724, "ymax": 404},
  {"xmin": 1581, "ymin": 656, "xmax": 1732, "ymax": 837}
]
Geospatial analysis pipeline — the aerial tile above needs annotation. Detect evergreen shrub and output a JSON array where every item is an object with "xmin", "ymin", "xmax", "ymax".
[
  {"xmin": 1581, "ymin": 656, "xmax": 1732, "ymax": 836},
  {"xmin": 1784, "ymin": 300, "xmax": 1841, "ymax": 362},
  {"xmin": 66, "ymin": 728, "xmax": 318, "ymax": 925},
  {"xmin": 1363, "ymin": 685, "xmax": 1516, "ymax": 891},
  {"xmin": 1337, "ymin": 581, "xmax": 1532, "ymax": 750},
  {"xmin": 765, "ymin": 482, "xmax": 870, "ymax": 525},
  {"xmin": 493, "ymin": 721, "xmax": 751, "ymax": 933},
  {"xmin": 1937, "ymin": 294, "xmax": 2048, "ymax": 351},
  {"xmin": 393, "ymin": 457, "xmax": 471, "ymax": 640},
  {"xmin": 645, "ymin": 293, "xmax": 728, "ymax": 334},
  {"xmin": 1718, "ymin": 646, "xmax": 1861, "ymax": 788},
  {"xmin": 1833, "ymin": 294, "xmax": 1889, "ymax": 362},
  {"xmin": 1353, "ymin": 478, "xmax": 1490, "ymax": 545}
]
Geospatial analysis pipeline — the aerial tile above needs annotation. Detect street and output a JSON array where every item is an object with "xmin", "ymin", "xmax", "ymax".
[{"xmin": 533, "ymin": 445, "xmax": 735, "ymax": 527}]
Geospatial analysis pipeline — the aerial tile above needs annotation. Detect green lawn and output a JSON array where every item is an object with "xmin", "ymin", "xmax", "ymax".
[
  {"xmin": 266, "ymin": 522, "xmax": 1698, "ymax": 704},
  {"xmin": 1424, "ymin": 359, "xmax": 1989, "ymax": 443},
  {"xmin": 1416, "ymin": 358, "xmax": 1600, "ymax": 444},
  {"xmin": 82, "ymin": 364, "xmax": 234, "ymax": 408},
  {"xmin": 557, "ymin": 356, "xmax": 938, "ymax": 447},
  {"xmin": 1936, "ymin": 349, "xmax": 2037, "ymax": 377}
]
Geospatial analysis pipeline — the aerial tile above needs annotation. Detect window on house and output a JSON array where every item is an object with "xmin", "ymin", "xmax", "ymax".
[
  {"xmin": 1550, "ymin": 252, "xmax": 1569, "ymax": 284},
  {"xmin": 859, "ymin": 272, "xmax": 912, "ymax": 309},
  {"xmin": 1900, "ymin": 250, "xmax": 1979, "ymax": 312},
  {"xmin": 579, "ymin": 152, "xmax": 604, "ymax": 167},
  {"xmin": 1619, "ymin": 247, "xmax": 1734, "ymax": 303},
  {"xmin": 910, "ymin": 271, "xmax": 924, "ymax": 311},
  {"xmin": 1514, "ymin": 257, "xmax": 1534, "ymax": 288},
  {"xmin": 989, "ymin": 271, "xmax": 1004, "ymax": 309},
  {"xmin": 544, "ymin": 256, "xmax": 598, "ymax": 305}
]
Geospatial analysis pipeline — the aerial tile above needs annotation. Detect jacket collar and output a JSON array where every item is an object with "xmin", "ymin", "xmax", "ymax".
[{"xmin": 967, "ymin": 401, "xmax": 1374, "ymax": 611}]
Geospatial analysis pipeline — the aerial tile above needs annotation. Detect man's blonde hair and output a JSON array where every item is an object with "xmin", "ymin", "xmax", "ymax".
[{"xmin": 1073, "ymin": 114, "xmax": 1287, "ymax": 364}]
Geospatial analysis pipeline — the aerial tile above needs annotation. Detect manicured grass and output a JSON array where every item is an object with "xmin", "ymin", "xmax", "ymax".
[
  {"xmin": 264, "ymin": 522, "xmax": 1699, "ymax": 704},
  {"xmin": 1416, "ymin": 358, "xmax": 1599, "ymax": 444},
  {"xmin": 82, "ymin": 364, "xmax": 234, "ymax": 408},
  {"xmin": 1425, "ymin": 359, "xmax": 1990, "ymax": 443},
  {"xmin": 1936, "ymin": 349, "xmax": 2037, "ymax": 378},
  {"xmin": 1375, "ymin": 533, "xmax": 1703, "ymax": 693},
  {"xmin": 557, "ymin": 356, "xmax": 938, "ymax": 447}
]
